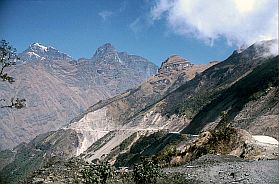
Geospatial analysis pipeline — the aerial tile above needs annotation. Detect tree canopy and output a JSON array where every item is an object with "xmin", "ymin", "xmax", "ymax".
[
  {"xmin": 0, "ymin": 40, "xmax": 18, "ymax": 83},
  {"xmin": 0, "ymin": 40, "xmax": 26, "ymax": 109}
]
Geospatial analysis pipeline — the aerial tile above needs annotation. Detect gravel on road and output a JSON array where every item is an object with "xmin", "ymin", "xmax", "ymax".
[{"xmin": 164, "ymin": 154, "xmax": 279, "ymax": 184}]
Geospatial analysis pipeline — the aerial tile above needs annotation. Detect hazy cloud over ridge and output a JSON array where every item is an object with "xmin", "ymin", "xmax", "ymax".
[
  {"xmin": 151, "ymin": 0, "xmax": 278, "ymax": 47},
  {"xmin": 98, "ymin": 1, "xmax": 127, "ymax": 21},
  {"xmin": 98, "ymin": 11, "xmax": 113, "ymax": 21}
]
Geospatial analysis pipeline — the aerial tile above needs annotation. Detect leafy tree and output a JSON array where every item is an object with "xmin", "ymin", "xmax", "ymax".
[
  {"xmin": 0, "ymin": 40, "xmax": 17, "ymax": 83},
  {"xmin": 82, "ymin": 160, "xmax": 114, "ymax": 184},
  {"xmin": 132, "ymin": 158, "xmax": 161, "ymax": 184},
  {"xmin": 0, "ymin": 40, "xmax": 25, "ymax": 109}
]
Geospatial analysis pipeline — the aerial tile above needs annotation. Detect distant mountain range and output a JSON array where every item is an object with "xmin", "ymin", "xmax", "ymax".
[
  {"xmin": 18, "ymin": 43, "xmax": 72, "ymax": 62},
  {"xmin": 0, "ymin": 42, "xmax": 158, "ymax": 150},
  {"xmin": 0, "ymin": 40, "xmax": 278, "ymax": 184}
]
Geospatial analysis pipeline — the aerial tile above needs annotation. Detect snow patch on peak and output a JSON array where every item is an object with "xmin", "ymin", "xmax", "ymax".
[
  {"xmin": 26, "ymin": 51, "xmax": 41, "ymax": 58},
  {"xmin": 31, "ymin": 43, "xmax": 48, "ymax": 52},
  {"xmin": 116, "ymin": 54, "xmax": 123, "ymax": 64}
]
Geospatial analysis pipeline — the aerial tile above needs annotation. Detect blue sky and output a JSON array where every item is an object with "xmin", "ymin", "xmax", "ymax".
[{"xmin": 0, "ymin": 0, "xmax": 277, "ymax": 65}]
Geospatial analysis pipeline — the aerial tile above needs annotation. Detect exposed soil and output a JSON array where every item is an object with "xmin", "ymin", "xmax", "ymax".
[{"xmin": 164, "ymin": 154, "xmax": 279, "ymax": 184}]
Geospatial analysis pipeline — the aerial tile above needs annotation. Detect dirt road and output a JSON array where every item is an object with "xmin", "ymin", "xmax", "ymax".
[{"xmin": 164, "ymin": 154, "xmax": 279, "ymax": 184}]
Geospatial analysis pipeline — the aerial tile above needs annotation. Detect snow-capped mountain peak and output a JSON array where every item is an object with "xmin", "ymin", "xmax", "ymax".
[
  {"xmin": 31, "ymin": 43, "xmax": 48, "ymax": 52},
  {"xmin": 19, "ymin": 43, "xmax": 73, "ymax": 62}
]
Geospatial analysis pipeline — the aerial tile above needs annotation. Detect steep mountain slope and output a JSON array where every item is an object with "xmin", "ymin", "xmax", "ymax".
[
  {"xmin": 108, "ymin": 43, "xmax": 279, "ymax": 170},
  {"xmin": 0, "ymin": 43, "xmax": 158, "ymax": 150},
  {"xmin": 0, "ymin": 55, "xmax": 215, "ymax": 183},
  {"xmin": 113, "ymin": 55, "xmax": 279, "ymax": 167},
  {"xmin": 1, "ymin": 40, "xmax": 278, "ymax": 184},
  {"xmin": 158, "ymin": 40, "xmax": 278, "ymax": 139},
  {"xmin": 88, "ymin": 39, "xmax": 278, "ymax": 165},
  {"xmin": 113, "ymin": 127, "xmax": 278, "ymax": 168},
  {"xmin": 182, "ymin": 56, "xmax": 279, "ymax": 138},
  {"xmin": 66, "ymin": 55, "xmax": 216, "ymax": 157}
]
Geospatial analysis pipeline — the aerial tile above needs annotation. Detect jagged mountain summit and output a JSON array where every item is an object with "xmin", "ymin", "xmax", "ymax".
[
  {"xmin": 63, "ymin": 40, "xmax": 278, "ymax": 163},
  {"xmin": 92, "ymin": 43, "xmax": 120, "ymax": 63},
  {"xmin": 0, "ymin": 40, "xmax": 278, "ymax": 184},
  {"xmin": 0, "ymin": 43, "xmax": 158, "ymax": 150},
  {"xmin": 18, "ymin": 43, "xmax": 73, "ymax": 62},
  {"xmin": 66, "ymin": 55, "xmax": 216, "ymax": 157},
  {"xmin": 0, "ymin": 53, "xmax": 216, "ymax": 183}
]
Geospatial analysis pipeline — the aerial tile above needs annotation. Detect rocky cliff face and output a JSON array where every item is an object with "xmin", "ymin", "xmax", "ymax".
[
  {"xmin": 0, "ymin": 54, "xmax": 215, "ymax": 183},
  {"xmin": 178, "ymin": 41, "xmax": 279, "ymax": 138},
  {"xmin": 1, "ymin": 40, "xmax": 278, "ymax": 184},
  {"xmin": 0, "ymin": 43, "xmax": 158, "ymax": 150},
  {"xmin": 148, "ymin": 40, "xmax": 278, "ymax": 139},
  {"xmin": 63, "ymin": 55, "xmax": 216, "ymax": 159},
  {"xmin": 81, "ymin": 39, "xmax": 278, "ymax": 165}
]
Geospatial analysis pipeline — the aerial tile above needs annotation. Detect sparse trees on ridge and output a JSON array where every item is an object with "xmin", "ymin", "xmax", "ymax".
[
  {"xmin": 0, "ymin": 39, "xmax": 26, "ymax": 109},
  {"xmin": 0, "ymin": 40, "xmax": 17, "ymax": 83}
]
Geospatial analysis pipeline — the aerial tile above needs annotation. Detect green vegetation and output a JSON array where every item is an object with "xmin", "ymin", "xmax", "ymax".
[
  {"xmin": 0, "ymin": 150, "xmax": 15, "ymax": 171},
  {"xmin": 114, "ymin": 131, "xmax": 187, "ymax": 168},
  {"xmin": 183, "ymin": 56, "xmax": 279, "ymax": 134},
  {"xmin": 81, "ymin": 158, "xmax": 198, "ymax": 184},
  {"xmin": 177, "ymin": 127, "xmax": 238, "ymax": 164},
  {"xmin": 105, "ymin": 132, "xmax": 137, "ymax": 161},
  {"xmin": 0, "ymin": 144, "xmax": 45, "ymax": 184},
  {"xmin": 130, "ymin": 131, "xmax": 166, "ymax": 154},
  {"xmin": 83, "ymin": 131, "xmax": 116, "ymax": 158},
  {"xmin": 179, "ymin": 89, "xmax": 220, "ymax": 119},
  {"xmin": 0, "ymin": 40, "xmax": 17, "ymax": 83},
  {"xmin": 132, "ymin": 158, "xmax": 161, "ymax": 184},
  {"xmin": 195, "ymin": 113, "xmax": 236, "ymax": 158},
  {"xmin": 114, "ymin": 131, "xmax": 168, "ymax": 167},
  {"xmin": 0, "ymin": 40, "xmax": 26, "ymax": 109},
  {"xmin": 154, "ymin": 134, "xmax": 189, "ymax": 167},
  {"xmin": 120, "ymin": 133, "xmax": 137, "ymax": 151},
  {"xmin": 82, "ymin": 161, "xmax": 114, "ymax": 184},
  {"xmin": 156, "ymin": 144, "xmax": 179, "ymax": 166}
]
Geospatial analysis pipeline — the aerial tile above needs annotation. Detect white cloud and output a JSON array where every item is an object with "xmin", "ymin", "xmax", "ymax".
[
  {"xmin": 130, "ymin": 17, "xmax": 142, "ymax": 34},
  {"xmin": 98, "ymin": 1, "xmax": 127, "ymax": 21},
  {"xmin": 151, "ymin": 0, "xmax": 278, "ymax": 47},
  {"xmin": 98, "ymin": 11, "xmax": 113, "ymax": 21},
  {"xmin": 129, "ymin": 16, "xmax": 153, "ymax": 34}
]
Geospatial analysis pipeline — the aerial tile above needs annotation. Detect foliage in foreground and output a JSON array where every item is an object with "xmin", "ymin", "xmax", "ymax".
[
  {"xmin": 0, "ymin": 39, "xmax": 26, "ymax": 109},
  {"xmin": 82, "ymin": 161, "xmax": 114, "ymax": 184},
  {"xmin": 132, "ymin": 158, "xmax": 161, "ymax": 184},
  {"xmin": 82, "ymin": 159, "xmax": 161, "ymax": 184},
  {"xmin": 0, "ymin": 40, "xmax": 17, "ymax": 83}
]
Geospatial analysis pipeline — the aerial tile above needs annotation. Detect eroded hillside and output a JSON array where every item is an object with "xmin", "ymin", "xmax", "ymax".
[
  {"xmin": 0, "ymin": 40, "xmax": 278, "ymax": 184},
  {"xmin": 0, "ymin": 43, "xmax": 158, "ymax": 150}
]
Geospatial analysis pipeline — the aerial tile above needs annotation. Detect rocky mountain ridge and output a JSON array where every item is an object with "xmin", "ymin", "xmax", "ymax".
[
  {"xmin": 0, "ymin": 52, "xmax": 217, "ymax": 183},
  {"xmin": 0, "ymin": 40, "xmax": 278, "ymax": 184},
  {"xmin": 27, "ymin": 39, "xmax": 278, "ymax": 164},
  {"xmin": 18, "ymin": 43, "xmax": 72, "ymax": 62},
  {"xmin": 63, "ymin": 54, "xmax": 217, "ymax": 159},
  {"xmin": 0, "ymin": 43, "xmax": 158, "ymax": 150}
]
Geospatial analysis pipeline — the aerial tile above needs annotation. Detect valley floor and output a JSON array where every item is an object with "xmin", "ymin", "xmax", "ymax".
[{"xmin": 164, "ymin": 154, "xmax": 279, "ymax": 184}]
